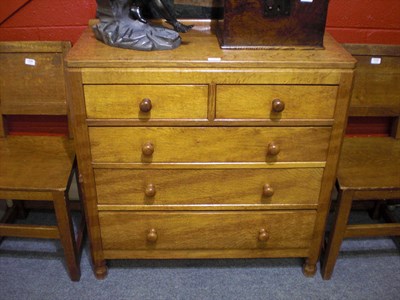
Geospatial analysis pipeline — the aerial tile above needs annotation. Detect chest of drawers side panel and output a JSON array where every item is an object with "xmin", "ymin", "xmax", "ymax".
[
  {"xmin": 66, "ymin": 69, "xmax": 107, "ymax": 279},
  {"xmin": 303, "ymin": 70, "xmax": 354, "ymax": 276}
]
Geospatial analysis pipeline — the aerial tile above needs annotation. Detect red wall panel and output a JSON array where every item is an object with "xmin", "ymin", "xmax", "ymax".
[
  {"xmin": 326, "ymin": 0, "xmax": 400, "ymax": 44},
  {"xmin": 6, "ymin": 115, "xmax": 69, "ymax": 136},
  {"xmin": 0, "ymin": 0, "xmax": 31, "ymax": 24},
  {"xmin": 0, "ymin": 0, "xmax": 96, "ymax": 43},
  {"xmin": 346, "ymin": 117, "xmax": 393, "ymax": 137},
  {"xmin": 327, "ymin": 0, "xmax": 400, "ymax": 29},
  {"xmin": 2, "ymin": 0, "xmax": 97, "ymax": 27},
  {"xmin": 1, "ymin": 0, "xmax": 399, "ymax": 44}
]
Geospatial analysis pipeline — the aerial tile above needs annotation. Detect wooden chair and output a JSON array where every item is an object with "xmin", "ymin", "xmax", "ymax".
[
  {"xmin": 321, "ymin": 44, "xmax": 400, "ymax": 280},
  {"xmin": 0, "ymin": 41, "xmax": 84, "ymax": 281}
]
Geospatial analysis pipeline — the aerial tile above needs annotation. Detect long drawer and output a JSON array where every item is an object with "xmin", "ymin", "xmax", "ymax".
[
  {"xmin": 89, "ymin": 127, "xmax": 331, "ymax": 163},
  {"xmin": 94, "ymin": 168, "xmax": 323, "ymax": 205},
  {"xmin": 216, "ymin": 85, "xmax": 338, "ymax": 120},
  {"xmin": 84, "ymin": 85, "xmax": 208, "ymax": 119},
  {"xmin": 99, "ymin": 211, "xmax": 316, "ymax": 250}
]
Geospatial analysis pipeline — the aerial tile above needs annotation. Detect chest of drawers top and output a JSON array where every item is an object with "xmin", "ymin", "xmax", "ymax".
[{"xmin": 66, "ymin": 21, "xmax": 355, "ymax": 70}]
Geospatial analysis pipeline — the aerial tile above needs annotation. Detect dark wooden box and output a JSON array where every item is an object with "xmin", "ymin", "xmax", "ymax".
[{"xmin": 217, "ymin": 0, "xmax": 330, "ymax": 49}]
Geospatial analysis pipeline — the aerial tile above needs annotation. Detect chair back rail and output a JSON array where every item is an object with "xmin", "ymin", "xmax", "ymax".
[
  {"xmin": 343, "ymin": 44, "xmax": 400, "ymax": 138},
  {"xmin": 0, "ymin": 41, "xmax": 71, "ymax": 137}
]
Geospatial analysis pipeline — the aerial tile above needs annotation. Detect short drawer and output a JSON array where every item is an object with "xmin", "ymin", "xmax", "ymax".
[
  {"xmin": 216, "ymin": 85, "xmax": 337, "ymax": 120},
  {"xmin": 95, "ymin": 168, "xmax": 323, "ymax": 205},
  {"xmin": 99, "ymin": 211, "xmax": 316, "ymax": 250},
  {"xmin": 89, "ymin": 127, "xmax": 331, "ymax": 163},
  {"xmin": 84, "ymin": 85, "xmax": 208, "ymax": 119}
]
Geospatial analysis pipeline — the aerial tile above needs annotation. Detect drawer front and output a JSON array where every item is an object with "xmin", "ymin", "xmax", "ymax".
[
  {"xmin": 99, "ymin": 211, "xmax": 316, "ymax": 250},
  {"xmin": 84, "ymin": 85, "xmax": 208, "ymax": 119},
  {"xmin": 216, "ymin": 85, "xmax": 337, "ymax": 120},
  {"xmin": 89, "ymin": 127, "xmax": 331, "ymax": 163},
  {"xmin": 95, "ymin": 168, "xmax": 323, "ymax": 205}
]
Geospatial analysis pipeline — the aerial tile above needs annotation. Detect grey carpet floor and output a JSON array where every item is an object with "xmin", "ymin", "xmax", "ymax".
[{"xmin": 1, "ymin": 209, "xmax": 399, "ymax": 300}]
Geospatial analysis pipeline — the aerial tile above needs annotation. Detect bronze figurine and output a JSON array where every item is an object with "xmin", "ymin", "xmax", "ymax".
[{"xmin": 93, "ymin": 0, "xmax": 193, "ymax": 51}]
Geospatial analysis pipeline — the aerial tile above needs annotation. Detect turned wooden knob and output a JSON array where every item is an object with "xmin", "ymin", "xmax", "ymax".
[
  {"xmin": 142, "ymin": 142, "xmax": 154, "ymax": 156},
  {"xmin": 147, "ymin": 228, "xmax": 158, "ymax": 242},
  {"xmin": 263, "ymin": 184, "xmax": 274, "ymax": 197},
  {"xmin": 139, "ymin": 98, "xmax": 152, "ymax": 113},
  {"xmin": 267, "ymin": 142, "xmax": 280, "ymax": 156},
  {"xmin": 145, "ymin": 183, "xmax": 156, "ymax": 197},
  {"xmin": 272, "ymin": 99, "xmax": 285, "ymax": 113},
  {"xmin": 258, "ymin": 228, "xmax": 269, "ymax": 242}
]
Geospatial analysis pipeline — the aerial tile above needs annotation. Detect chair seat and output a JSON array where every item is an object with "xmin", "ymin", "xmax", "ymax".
[
  {"xmin": 0, "ymin": 136, "xmax": 74, "ymax": 192},
  {"xmin": 337, "ymin": 137, "xmax": 400, "ymax": 190}
]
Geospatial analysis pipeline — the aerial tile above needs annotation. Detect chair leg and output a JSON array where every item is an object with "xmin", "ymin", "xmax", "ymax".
[
  {"xmin": 74, "ymin": 167, "xmax": 86, "ymax": 255},
  {"xmin": 321, "ymin": 189, "xmax": 354, "ymax": 280},
  {"xmin": 0, "ymin": 201, "xmax": 18, "ymax": 244},
  {"xmin": 52, "ymin": 191, "xmax": 81, "ymax": 281}
]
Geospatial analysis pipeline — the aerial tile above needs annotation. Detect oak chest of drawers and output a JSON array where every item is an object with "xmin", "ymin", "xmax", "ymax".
[{"xmin": 66, "ymin": 21, "xmax": 355, "ymax": 279}]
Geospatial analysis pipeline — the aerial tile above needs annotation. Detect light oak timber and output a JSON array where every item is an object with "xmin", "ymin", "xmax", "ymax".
[
  {"xmin": 97, "ymin": 204, "xmax": 319, "ymax": 211},
  {"xmin": 0, "ymin": 41, "xmax": 69, "ymax": 53},
  {"xmin": 86, "ymin": 119, "xmax": 335, "ymax": 126},
  {"xmin": 91, "ymin": 162, "xmax": 327, "ymax": 169},
  {"xmin": 53, "ymin": 190, "xmax": 81, "ymax": 279},
  {"xmin": 0, "ymin": 41, "xmax": 82, "ymax": 281},
  {"xmin": 343, "ymin": 44, "xmax": 400, "ymax": 56},
  {"xmin": 343, "ymin": 44, "xmax": 400, "ymax": 117},
  {"xmin": 66, "ymin": 22, "xmax": 355, "ymax": 278},
  {"xmin": 89, "ymin": 127, "xmax": 331, "ymax": 163},
  {"xmin": 303, "ymin": 71, "xmax": 354, "ymax": 276},
  {"xmin": 94, "ymin": 168, "xmax": 323, "ymax": 205},
  {"xmin": 67, "ymin": 70, "xmax": 107, "ymax": 279},
  {"xmin": 103, "ymin": 248, "xmax": 311, "ymax": 260},
  {"xmin": 0, "ymin": 191, "xmax": 54, "ymax": 201},
  {"xmin": 0, "ymin": 224, "xmax": 59, "ymax": 239},
  {"xmin": 63, "ymin": 48, "xmax": 75, "ymax": 139},
  {"xmin": 99, "ymin": 211, "xmax": 316, "ymax": 251},
  {"xmin": 66, "ymin": 25, "xmax": 355, "ymax": 69},
  {"xmin": 0, "ymin": 51, "xmax": 68, "ymax": 115},
  {"xmin": 392, "ymin": 117, "xmax": 400, "ymax": 139},
  {"xmin": 337, "ymin": 138, "xmax": 400, "ymax": 190},
  {"xmin": 81, "ymin": 68, "xmax": 346, "ymax": 85},
  {"xmin": 207, "ymin": 83, "xmax": 217, "ymax": 121},
  {"xmin": 321, "ymin": 44, "xmax": 400, "ymax": 280},
  {"xmin": 349, "ymin": 107, "xmax": 400, "ymax": 117},
  {"xmin": 0, "ymin": 105, "xmax": 5, "ymax": 137},
  {"xmin": 352, "ymin": 190, "xmax": 400, "ymax": 200},
  {"xmin": 216, "ymin": 85, "xmax": 338, "ymax": 120},
  {"xmin": 0, "ymin": 136, "xmax": 74, "ymax": 191},
  {"xmin": 348, "ymin": 55, "xmax": 400, "ymax": 116},
  {"xmin": 344, "ymin": 224, "xmax": 400, "ymax": 238},
  {"xmin": 85, "ymin": 85, "xmax": 209, "ymax": 119}
]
